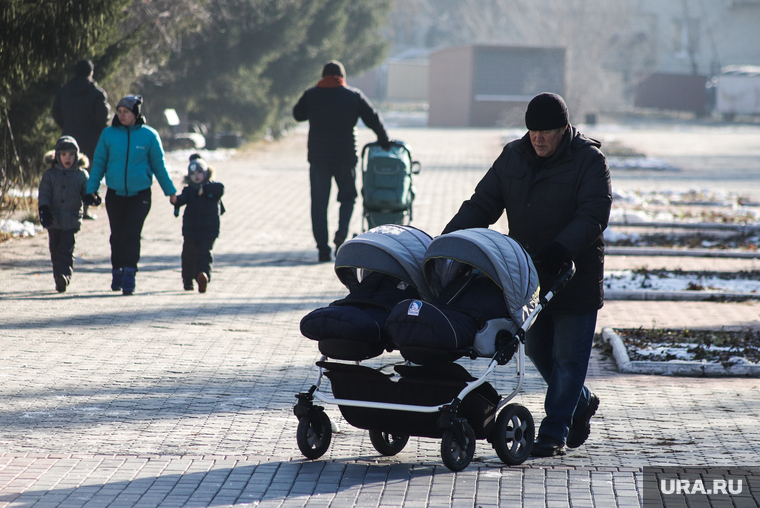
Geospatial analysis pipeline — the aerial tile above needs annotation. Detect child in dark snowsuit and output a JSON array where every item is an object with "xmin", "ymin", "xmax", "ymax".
[
  {"xmin": 38, "ymin": 136, "xmax": 90, "ymax": 292},
  {"xmin": 174, "ymin": 155, "xmax": 224, "ymax": 292}
]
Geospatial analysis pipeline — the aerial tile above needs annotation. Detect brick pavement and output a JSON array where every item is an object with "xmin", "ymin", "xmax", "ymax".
[{"xmin": 1, "ymin": 124, "xmax": 760, "ymax": 507}]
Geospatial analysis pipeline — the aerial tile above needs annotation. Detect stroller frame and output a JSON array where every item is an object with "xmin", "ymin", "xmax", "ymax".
[{"xmin": 294, "ymin": 264, "xmax": 575, "ymax": 471}]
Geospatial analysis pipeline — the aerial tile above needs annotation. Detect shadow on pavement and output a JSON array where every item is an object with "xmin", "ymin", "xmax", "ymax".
[{"xmin": 0, "ymin": 460, "xmax": 449, "ymax": 507}]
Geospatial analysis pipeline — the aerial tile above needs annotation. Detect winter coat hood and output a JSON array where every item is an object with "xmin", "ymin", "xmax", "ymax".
[{"xmin": 44, "ymin": 150, "xmax": 90, "ymax": 169}]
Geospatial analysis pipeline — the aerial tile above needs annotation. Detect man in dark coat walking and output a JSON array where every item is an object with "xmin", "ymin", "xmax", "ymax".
[
  {"xmin": 443, "ymin": 93, "xmax": 612, "ymax": 458},
  {"xmin": 52, "ymin": 59, "xmax": 110, "ymax": 219},
  {"xmin": 293, "ymin": 60, "xmax": 390, "ymax": 262}
]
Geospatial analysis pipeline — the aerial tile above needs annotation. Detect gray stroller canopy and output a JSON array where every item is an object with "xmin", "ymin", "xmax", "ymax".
[
  {"xmin": 423, "ymin": 228, "xmax": 539, "ymax": 328},
  {"xmin": 335, "ymin": 224, "xmax": 434, "ymax": 301}
]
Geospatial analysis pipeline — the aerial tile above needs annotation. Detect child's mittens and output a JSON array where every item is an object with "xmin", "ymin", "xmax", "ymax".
[
  {"xmin": 173, "ymin": 206, "xmax": 180, "ymax": 218},
  {"xmin": 39, "ymin": 206, "xmax": 53, "ymax": 229}
]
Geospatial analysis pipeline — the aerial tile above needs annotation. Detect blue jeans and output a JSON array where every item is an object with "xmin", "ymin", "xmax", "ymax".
[
  {"xmin": 309, "ymin": 163, "xmax": 357, "ymax": 253},
  {"xmin": 524, "ymin": 311, "xmax": 598, "ymax": 443}
]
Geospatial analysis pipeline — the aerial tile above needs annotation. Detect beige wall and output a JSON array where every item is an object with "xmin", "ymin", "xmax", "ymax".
[
  {"xmin": 428, "ymin": 46, "xmax": 474, "ymax": 127},
  {"xmin": 386, "ymin": 61, "xmax": 429, "ymax": 101}
]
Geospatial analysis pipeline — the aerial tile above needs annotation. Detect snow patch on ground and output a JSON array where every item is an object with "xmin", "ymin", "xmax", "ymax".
[
  {"xmin": 0, "ymin": 219, "xmax": 40, "ymax": 237},
  {"xmin": 605, "ymin": 269, "xmax": 760, "ymax": 293}
]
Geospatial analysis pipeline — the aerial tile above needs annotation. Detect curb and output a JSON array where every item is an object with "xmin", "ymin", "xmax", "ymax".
[
  {"xmin": 601, "ymin": 327, "xmax": 760, "ymax": 377},
  {"xmin": 606, "ymin": 246, "xmax": 760, "ymax": 259},
  {"xmin": 604, "ymin": 290, "xmax": 760, "ymax": 301}
]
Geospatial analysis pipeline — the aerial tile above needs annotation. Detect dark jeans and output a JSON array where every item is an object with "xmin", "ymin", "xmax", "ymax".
[
  {"xmin": 48, "ymin": 228, "xmax": 77, "ymax": 277},
  {"xmin": 105, "ymin": 188, "xmax": 151, "ymax": 270},
  {"xmin": 309, "ymin": 163, "xmax": 357, "ymax": 253},
  {"xmin": 182, "ymin": 237, "xmax": 216, "ymax": 283},
  {"xmin": 524, "ymin": 311, "xmax": 598, "ymax": 443}
]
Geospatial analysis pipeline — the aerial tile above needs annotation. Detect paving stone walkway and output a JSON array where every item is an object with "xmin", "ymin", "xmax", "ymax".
[{"xmin": 2, "ymin": 123, "xmax": 760, "ymax": 507}]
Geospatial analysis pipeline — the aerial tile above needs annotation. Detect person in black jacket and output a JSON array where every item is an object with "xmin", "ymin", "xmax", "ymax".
[
  {"xmin": 52, "ymin": 59, "xmax": 110, "ymax": 220},
  {"xmin": 443, "ymin": 93, "xmax": 612, "ymax": 458},
  {"xmin": 174, "ymin": 155, "xmax": 224, "ymax": 293},
  {"xmin": 293, "ymin": 60, "xmax": 390, "ymax": 262}
]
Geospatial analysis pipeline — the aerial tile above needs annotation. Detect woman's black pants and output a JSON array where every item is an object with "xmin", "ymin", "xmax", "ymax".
[{"xmin": 105, "ymin": 188, "xmax": 151, "ymax": 270}]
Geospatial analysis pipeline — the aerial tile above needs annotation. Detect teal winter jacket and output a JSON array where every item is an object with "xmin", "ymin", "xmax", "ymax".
[{"xmin": 87, "ymin": 117, "xmax": 176, "ymax": 197}]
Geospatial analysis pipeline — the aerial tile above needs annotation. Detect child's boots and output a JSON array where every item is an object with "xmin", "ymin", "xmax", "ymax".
[{"xmin": 122, "ymin": 267, "xmax": 136, "ymax": 295}]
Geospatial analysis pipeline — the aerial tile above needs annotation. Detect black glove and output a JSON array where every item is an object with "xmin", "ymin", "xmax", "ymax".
[
  {"xmin": 539, "ymin": 241, "xmax": 572, "ymax": 279},
  {"xmin": 83, "ymin": 193, "xmax": 101, "ymax": 206},
  {"xmin": 39, "ymin": 205, "xmax": 53, "ymax": 229},
  {"xmin": 379, "ymin": 139, "xmax": 392, "ymax": 151}
]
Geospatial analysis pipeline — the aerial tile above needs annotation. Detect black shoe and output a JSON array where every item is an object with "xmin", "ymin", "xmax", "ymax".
[
  {"xmin": 530, "ymin": 434, "xmax": 566, "ymax": 457},
  {"xmin": 183, "ymin": 280, "xmax": 194, "ymax": 291},
  {"xmin": 566, "ymin": 393, "xmax": 600, "ymax": 449},
  {"xmin": 333, "ymin": 233, "xmax": 346, "ymax": 254},
  {"xmin": 196, "ymin": 272, "xmax": 208, "ymax": 293},
  {"xmin": 318, "ymin": 250, "xmax": 331, "ymax": 263},
  {"xmin": 55, "ymin": 274, "xmax": 68, "ymax": 293}
]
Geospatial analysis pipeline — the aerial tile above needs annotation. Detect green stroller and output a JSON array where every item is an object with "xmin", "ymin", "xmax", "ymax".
[{"xmin": 360, "ymin": 141, "xmax": 420, "ymax": 231}]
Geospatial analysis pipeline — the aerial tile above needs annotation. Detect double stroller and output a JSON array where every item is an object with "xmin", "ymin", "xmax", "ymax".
[
  {"xmin": 295, "ymin": 224, "xmax": 573, "ymax": 471},
  {"xmin": 360, "ymin": 141, "xmax": 420, "ymax": 231}
]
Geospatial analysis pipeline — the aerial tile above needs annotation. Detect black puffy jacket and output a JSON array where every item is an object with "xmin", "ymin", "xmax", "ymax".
[
  {"xmin": 443, "ymin": 126, "xmax": 612, "ymax": 313},
  {"xmin": 52, "ymin": 77, "xmax": 110, "ymax": 161},
  {"xmin": 176, "ymin": 182, "xmax": 225, "ymax": 240},
  {"xmin": 292, "ymin": 85, "xmax": 388, "ymax": 166}
]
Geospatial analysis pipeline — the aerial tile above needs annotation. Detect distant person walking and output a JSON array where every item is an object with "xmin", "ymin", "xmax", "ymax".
[
  {"xmin": 52, "ymin": 58, "xmax": 110, "ymax": 220},
  {"xmin": 293, "ymin": 60, "xmax": 391, "ymax": 262},
  {"xmin": 85, "ymin": 95, "xmax": 177, "ymax": 295}
]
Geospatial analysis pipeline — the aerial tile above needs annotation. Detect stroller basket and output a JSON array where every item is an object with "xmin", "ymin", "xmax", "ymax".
[{"xmin": 320, "ymin": 361, "xmax": 500, "ymax": 439}]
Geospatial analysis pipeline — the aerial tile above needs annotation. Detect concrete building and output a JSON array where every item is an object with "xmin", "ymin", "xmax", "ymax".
[{"xmin": 428, "ymin": 45, "xmax": 565, "ymax": 127}]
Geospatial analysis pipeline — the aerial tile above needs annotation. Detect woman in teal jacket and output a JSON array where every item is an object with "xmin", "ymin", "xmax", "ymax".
[{"xmin": 86, "ymin": 95, "xmax": 177, "ymax": 295}]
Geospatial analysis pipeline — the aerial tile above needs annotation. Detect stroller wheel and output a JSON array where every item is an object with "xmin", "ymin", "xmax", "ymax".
[
  {"xmin": 369, "ymin": 430, "xmax": 409, "ymax": 456},
  {"xmin": 296, "ymin": 411, "xmax": 332, "ymax": 459},
  {"xmin": 440, "ymin": 421, "xmax": 476, "ymax": 472},
  {"xmin": 492, "ymin": 403, "xmax": 534, "ymax": 465}
]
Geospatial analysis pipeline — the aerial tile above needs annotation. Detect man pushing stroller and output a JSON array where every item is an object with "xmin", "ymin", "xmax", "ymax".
[{"xmin": 443, "ymin": 93, "xmax": 612, "ymax": 457}]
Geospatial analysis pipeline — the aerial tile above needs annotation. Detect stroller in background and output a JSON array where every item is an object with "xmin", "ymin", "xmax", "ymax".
[
  {"xmin": 294, "ymin": 227, "xmax": 574, "ymax": 471},
  {"xmin": 360, "ymin": 141, "xmax": 420, "ymax": 231}
]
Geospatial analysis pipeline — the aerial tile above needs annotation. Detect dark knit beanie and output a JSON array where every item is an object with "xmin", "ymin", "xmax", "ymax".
[
  {"xmin": 117, "ymin": 95, "xmax": 143, "ymax": 118},
  {"xmin": 75, "ymin": 59, "xmax": 94, "ymax": 78},
  {"xmin": 525, "ymin": 93, "xmax": 569, "ymax": 131},
  {"xmin": 322, "ymin": 60, "xmax": 345, "ymax": 78}
]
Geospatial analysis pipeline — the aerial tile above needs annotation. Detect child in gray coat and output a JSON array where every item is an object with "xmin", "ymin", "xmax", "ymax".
[{"xmin": 38, "ymin": 136, "xmax": 91, "ymax": 292}]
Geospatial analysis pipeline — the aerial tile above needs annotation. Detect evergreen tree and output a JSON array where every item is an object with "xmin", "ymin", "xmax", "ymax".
[
  {"xmin": 143, "ymin": 0, "xmax": 393, "ymax": 138},
  {"xmin": 0, "ymin": 0, "xmax": 130, "ymax": 187}
]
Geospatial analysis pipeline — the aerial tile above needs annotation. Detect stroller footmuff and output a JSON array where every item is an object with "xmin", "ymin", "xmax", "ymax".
[
  {"xmin": 300, "ymin": 271, "xmax": 420, "ymax": 360},
  {"xmin": 386, "ymin": 230, "xmax": 538, "ymax": 364},
  {"xmin": 298, "ymin": 224, "xmax": 433, "ymax": 361},
  {"xmin": 386, "ymin": 263, "xmax": 510, "ymax": 364}
]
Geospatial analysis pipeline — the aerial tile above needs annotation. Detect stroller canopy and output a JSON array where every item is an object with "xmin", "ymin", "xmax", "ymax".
[
  {"xmin": 335, "ymin": 225, "xmax": 434, "ymax": 301},
  {"xmin": 422, "ymin": 228, "xmax": 539, "ymax": 328}
]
